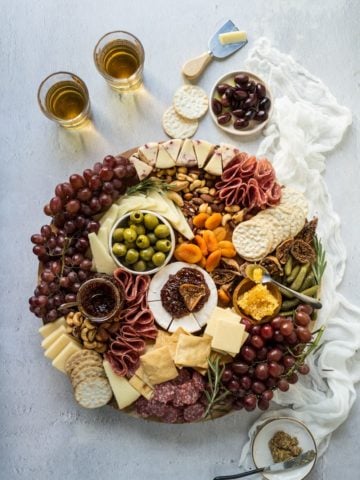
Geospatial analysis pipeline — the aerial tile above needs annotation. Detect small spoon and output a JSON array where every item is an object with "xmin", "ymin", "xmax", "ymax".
[{"xmin": 261, "ymin": 271, "xmax": 322, "ymax": 310}]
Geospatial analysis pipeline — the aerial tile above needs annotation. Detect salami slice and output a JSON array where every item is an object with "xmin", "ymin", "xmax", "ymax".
[
  {"xmin": 153, "ymin": 382, "xmax": 176, "ymax": 404},
  {"xmin": 183, "ymin": 403, "xmax": 205, "ymax": 422},
  {"xmin": 191, "ymin": 371, "xmax": 206, "ymax": 392},
  {"xmin": 162, "ymin": 405, "xmax": 181, "ymax": 424},
  {"xmin": 173, "ymin": 381, "xmax": 200, "ymax": 407}
]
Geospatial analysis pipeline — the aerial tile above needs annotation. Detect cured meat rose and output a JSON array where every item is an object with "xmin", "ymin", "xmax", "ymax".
[
  {"xmin": 106, "ymin": 269, "xmax": 158, "ymax": 377},
  {"xmin": 216, "ymin": 152, "xmax": 282, "ymax": 212}
]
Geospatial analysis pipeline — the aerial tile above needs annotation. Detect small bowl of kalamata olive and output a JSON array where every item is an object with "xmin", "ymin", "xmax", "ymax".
[
  {"xmin": 210, "ymin": 71, "xmax": 273, "ymax": 136},
  {"xmin": 109, "ymin": 210, "xmax": 175, "ymax": 275}
]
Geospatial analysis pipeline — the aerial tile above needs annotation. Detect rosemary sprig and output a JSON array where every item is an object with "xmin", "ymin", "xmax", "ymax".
[
  {"xmin": 125, "ymin": 177, "xmax": 171, "ymax": 196},
  {"xmin": 286, "ymin": 325, "xmax": 326, "ymax": 377},
  {"xmin": 203, "ymin": 357, "xmax": 231, "ymax": 419},
  {"xmin": 312, "ymin": 235, "xmax": 327, "ymax": 284}
]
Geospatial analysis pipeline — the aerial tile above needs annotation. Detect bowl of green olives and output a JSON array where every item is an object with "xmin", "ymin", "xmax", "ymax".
[{"xmin": 109, "ymin": 210, "xmax": 175, "ymax": 275}]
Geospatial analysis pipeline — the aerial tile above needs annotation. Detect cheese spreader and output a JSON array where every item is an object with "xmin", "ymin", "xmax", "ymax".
[{"xmin": 182, "ymin": 20, "xmax": 247, "ymax": 81}]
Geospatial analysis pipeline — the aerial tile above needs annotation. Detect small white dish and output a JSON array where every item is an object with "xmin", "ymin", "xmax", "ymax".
[
  {"xmin": 209, "ymin": 70, "xmax": 273, "ymax": 137},
  {"xmin": 252, "ymin": 417, "xmax": 317, "ymax": 480},
  {"xmin": 109, "ymin": 210, "xmax": 175, "ymax": 276}
]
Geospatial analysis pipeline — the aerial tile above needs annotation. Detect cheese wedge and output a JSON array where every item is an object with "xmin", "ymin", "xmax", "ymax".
[
  {"xmin": 103, "ymin": 360, "xmax": 140, "ymax": 409},
  {"xmin": 219, "ymin": 30, "xmax": 247, "ymax": 45},
  {"xmin": 39, "ymin": 317, "xmax": 66, "ymax": 338},
  {"xmin": 211, "ymin": 319, "xmax": 246, "ymax": 355},
  {"xmin": 52, "ymin": 342, "xmax": 82, "ymax": 373},
  {"xmin": 176, "ymin": 138, "xmax": 197, "ymax": 166},
  {"xmin": 41, "ymin": 324, "xmax": 67, "ymax": 350},
  {"xmin": 88, "ymin": 232, "xmax": 117, "ymax": 275},
  {"xmin": 155, "ymin": 144, "xmax": 176, "ymax": 168},
  {"xmin": 193, "ymin": 139, "xmax": 214, "ymax": 168},
  {"xmin": 138, "ymin": 142, "xmax": 158, "ymax": 166},
  {"xmin": 217, "ymin": 143, "xmax": 240, "ymax": 168},
  {"xmin": 99, "ymin": 204, "xmax": 119, "ymax": 227},
  {"xmin": 130, "ymin": 157, "xmax": 153, "ymax": 180},
  {"xmin": 205, "ymin": 307, "xmax": 241, "ymax": 337},
  {"xmin": 44, "ymin": 334, "xmax": 79, "ymax": 360},
  {"xmin": 163, "ymin": 139, "xmax": 183, "ymax": 162},
  {"xmin": 204, "ymin": 151, "xmax": 223, "ymax": 176},
  {"xmin": 97, "ymin": 217, "xmax": 114, "ymax": 248}
]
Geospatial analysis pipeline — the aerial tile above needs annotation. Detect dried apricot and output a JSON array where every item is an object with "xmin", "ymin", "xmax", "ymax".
[
  {"xmin": 202, "ymin": 230, "xmax": 219, "ymax": 253},
  {"xmin": 174, "ymin": 243, "xmax": 202, "ymax": 264},
  {"xmin": 194, "ymin": 235, "xmax": 208, "ymax": 256},
  {"xmin": 205, "ymin": 249, "xmax": 222, "ymax": 272},
  {"xmin": 193, "ymin": 212, "xmax": 210, "ymax": 228},
  {"xmin": 204, "ymin": 212, "xmax": 222, "ymax": 230},
  {"xmin": 218, "ymin": 240, "xmax": 237, "ymax": 258},
  {"xmin": 197, "ymin": 256, "xmax": 207, "ymax": 269},
  {"xmin": 213, "ymin": 226, "xmax": 227, "ymax": 242},
  {"xmin": 218, "ymin": 287, "xmax": 231, "ymax": 305}
]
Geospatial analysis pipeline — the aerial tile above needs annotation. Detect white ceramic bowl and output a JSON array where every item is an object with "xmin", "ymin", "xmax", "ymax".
[
  {"xmin": 251, "ymin": 417, "xmax": 317, "ymax": 480},
  {"xmin": 109, "ymin": 210, "xmax": 175, "ymax": 275},
  {"xmin": 209, "ymin": 70, "xmax": 273, "ymax": 137}
]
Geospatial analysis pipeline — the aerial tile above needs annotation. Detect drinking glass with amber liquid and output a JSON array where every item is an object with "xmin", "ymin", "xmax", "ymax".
[
  {"xmin": 37, "ymin": 72, "xmax": 90, "ymax": 127},
  {"xmin": 94, "ymin": 31, "xmax": 145, "ymax": 91}
]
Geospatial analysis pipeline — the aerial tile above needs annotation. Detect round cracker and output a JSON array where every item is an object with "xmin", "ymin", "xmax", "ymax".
[
  {"xmin": 232, "ymin": 220, "xmax": 273, "ymax": 261},
  {"xmin": 162, "ymin": 106, "xmax": 198, "ymax": 139},
  {"xmin": 280, "ymin": 187, "xmax": 308, "ymax": 215},
  {"xmin": 288, "ymin": 205, "xmax": 307, "ymax": 237},
  {"xmin": 70, "ymin": 360, "xmax": 104, "ymax": 380},
  {"xmin": 72, "ymin": 367, "xmax": 106, "ymax": 389},
  {"xmin": 173, "ymin": 85, "xmax": 208, "ymax": 120},
  {"xmin": 253, "ymin": 214, "xmax": 284, "ymax": 253},
  {"xmin": 65, "ymin": 350, "xmax": 102, "ymax": 375},
  {"xmin": 75, "ymin": 377, "xmax": 112, "ymax": 409}
]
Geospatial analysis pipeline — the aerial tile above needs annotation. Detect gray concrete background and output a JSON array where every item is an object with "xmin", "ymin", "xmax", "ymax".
[{"xmin": 1, "ymin": 0, "xmax": 359, "ymax": 479}]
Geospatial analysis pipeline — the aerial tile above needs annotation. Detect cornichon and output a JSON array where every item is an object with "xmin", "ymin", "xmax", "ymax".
[
  {"xmin": 284, "ymin": 256, "xmax": 293, "ymax": 277},
  {"xmin": 279, "ymin": 310, "xmax": 295, "ymax": 317},
  {"xmin": 278, "ymin": 286, "xmax": 294, "ymax": 299},
  {"xmin": 286, "ymin": 265, "xmax": 300, "ymax": 284},
  {"xmin": 281, "ymin": 298, "xmax": 300, "ymax": 310},
  {"xmin": 301, "ymin": 285, "xmax": 319, "ymax": 297},
  {"xmin": 290, "ymin": 263, "xmax": 310, "ymax": 291},
  {"xmin": 301, "ymin": 271, "xmax": 316, "ymax": 291}
]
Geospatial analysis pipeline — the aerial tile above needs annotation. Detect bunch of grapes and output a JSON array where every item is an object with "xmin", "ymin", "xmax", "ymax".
[
  {"xmin": 221, "ymin": 305, "xmax": 313, "ymax": 412},
  {"xmin": 29, "ymin": 155, "xmax": 139, "ymax": 323}
]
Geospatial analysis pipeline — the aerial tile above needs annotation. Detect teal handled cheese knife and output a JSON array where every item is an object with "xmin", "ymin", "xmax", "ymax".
[{"xmin": 182, "ymin": 20, "xmax": 247, "ymax": 81}]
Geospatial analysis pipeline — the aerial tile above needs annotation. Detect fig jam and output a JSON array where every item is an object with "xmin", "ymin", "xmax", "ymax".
[{"xmin": 78, "ymin": 278, "xmax": 120, "ymax": 321}]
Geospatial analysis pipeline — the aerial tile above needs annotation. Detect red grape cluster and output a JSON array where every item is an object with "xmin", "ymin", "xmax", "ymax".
[
  {"xmin": 29, "ymin": 155, "xmax": 139, "ymax": 323},
  {"xmin": 222, "ymin": 305, "xmax": 313, "ymax": 412}
]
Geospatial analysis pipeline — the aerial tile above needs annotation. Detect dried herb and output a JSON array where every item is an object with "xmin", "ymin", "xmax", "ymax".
[
  {"xmin": 312, "ymin": 235, "xmax": 327, "ymax": 284},
  {"xmin": 203, "ymin": 357, "xmax": 231, "ymax": 419}
]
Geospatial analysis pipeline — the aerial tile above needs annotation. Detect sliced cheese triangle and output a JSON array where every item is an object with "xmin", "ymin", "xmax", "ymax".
[
  {"xmin": 99, "ymin": 204, "xmax": 119, "ymax": 227},
  {"xmin": 218, "ymin": 143, "xmax": 240, "ymax": 168},
  {"xmin": 204, "ymin": 151, "xmax": 223, "ymax": 176},
  {"xmin": 193, "ymin": 139, "xmax": 214, "ymax": 168},
  {"xmin": 162, "ymin": 139, "xmax": 183, "ymax": 162},
  {"xmin": 88, "ymin": 232, "xmax": 118, "ymax": 275},
  {"xmin": 39, "ymin": 316, "xmax": 65, "ymax": 338},
  {"xmin": 129, "ymin": 157, "xmax": 153, "ymax": 180},
  {"xmin": 176, "ymin": 138, "xmax": 197, "ymax": 166},
  {"xmin": 155, "ymin": 144, "xmax": 176, "ymax": 168},
  {"xmin": 138, "ymin": 142, "xmax": 159, "ymax": 166},
  {"xmin": 103, "ymin": 360, "xmax": 140, "ymax": 409}
]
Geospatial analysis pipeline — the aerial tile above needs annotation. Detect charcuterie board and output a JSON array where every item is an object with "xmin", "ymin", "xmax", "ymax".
[{"xmin": 30, "ymin": 139, "xmax": 325, "ymax": 423}]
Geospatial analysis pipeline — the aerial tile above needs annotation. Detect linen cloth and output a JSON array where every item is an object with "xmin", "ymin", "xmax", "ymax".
[{"xmin": 236, "ymin": 38, "xmax": 360, "ymax": 471}]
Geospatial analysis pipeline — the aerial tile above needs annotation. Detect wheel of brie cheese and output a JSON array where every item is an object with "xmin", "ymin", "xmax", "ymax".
[{"xmin": 30, "ymin": 138, "xmax": 324, "ymax": 423}]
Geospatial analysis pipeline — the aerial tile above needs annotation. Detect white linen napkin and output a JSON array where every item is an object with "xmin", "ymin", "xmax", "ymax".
[{"xmin": 236, "ymin": 38, "xmax": 360, "ymax": 472}]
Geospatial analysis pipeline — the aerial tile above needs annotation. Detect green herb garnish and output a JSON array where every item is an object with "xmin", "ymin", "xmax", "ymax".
[
  {"xmin": 203, "ymin": 357, "xmax": 231, "ymax": 419},
  {"xmin": 125, "ymin": 177, "xmax": 171, "ymax": 196},
  {"xmin": 312, "ymin": 235, "xmax": 327, "ymax": 284}
]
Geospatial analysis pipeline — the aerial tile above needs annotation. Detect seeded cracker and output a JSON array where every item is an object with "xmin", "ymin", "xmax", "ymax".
[
  {"xmin": 75, "ymin": 376, "xmax": 112, "ymax": 409},
  {"xmin": 173, "ymin": 85, "xmax": 209, "ymax": 120},
  {"xmin": 162, "ymin": 106, "xmax": 198, "ymax": 139}
]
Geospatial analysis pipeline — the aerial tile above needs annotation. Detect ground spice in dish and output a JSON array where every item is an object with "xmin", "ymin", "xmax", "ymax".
[{"xmin": 269, "ymin": 430, "xmax": 303, "ymax": 463}]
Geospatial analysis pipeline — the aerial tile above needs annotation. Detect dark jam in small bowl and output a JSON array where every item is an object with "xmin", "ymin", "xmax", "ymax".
[{"xmin": 78, "ymin": 278, "xmax": 122, "ymax": 322}]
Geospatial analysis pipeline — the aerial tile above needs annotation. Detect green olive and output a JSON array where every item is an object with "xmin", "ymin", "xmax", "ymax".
[
  {"xmin": 154, "ymin": 224, "xmax": 170, "ymax": 239},
  {"xmin": 112, "ymin": 243, "xmax": 127, "ymax": 257},
  {"xmin": 125, "ymin": 248, "xmax": 139, "ymax": 265},
  {"xmin": 123, "ymin": 227, "xmax": 137, "ymax": 243},
  {"xmin": 130, "ymin": 211, "xmax": 144, "ymax": 224},
  {"xmin": 124, "ymin": 241, "xmax": 136, "ymax": 249},
  {"xmin": 144, "ymin": 213, "xmax": 159, "ymax": 231},
  {"xmin": 112, "ymin": 227, "xmax": 125, "ymax": 242},
  {"xmin": 131, "ymin": 224, "xmax": 145, "ymax": 235},
  {"xmin": 147, "ymin": 232, "xmax": 157, "ymax": 245},
  {"xmin": 152, "ymin": 251, "xmax": 166, "ymax": 267},
  {"xmin": 155, "ymin": 239, "xmax": 172, "ymax": 253},
  {"xmin": 133, "ymin": 260, "xmax": 147, "ymax": 272},
  {"xmin": 139, "ymin": 247, "xmax": 155, "ymax": 261},
  {"xmin": 136, "ymin": 235, "xmax": 150, "ymax": 249},
  {"xmin": 146, "ymin": 261, "xmax": 155, "ymax": 271}
]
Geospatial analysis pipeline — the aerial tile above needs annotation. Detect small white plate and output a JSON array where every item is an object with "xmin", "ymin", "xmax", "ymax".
[
  {"xmin": 252, "ymin": 417, "xmax": 317, "ymax": 480},
  {"xmin": 209, "ymin": 70, "xmax": 273, "ymax": 137}
]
